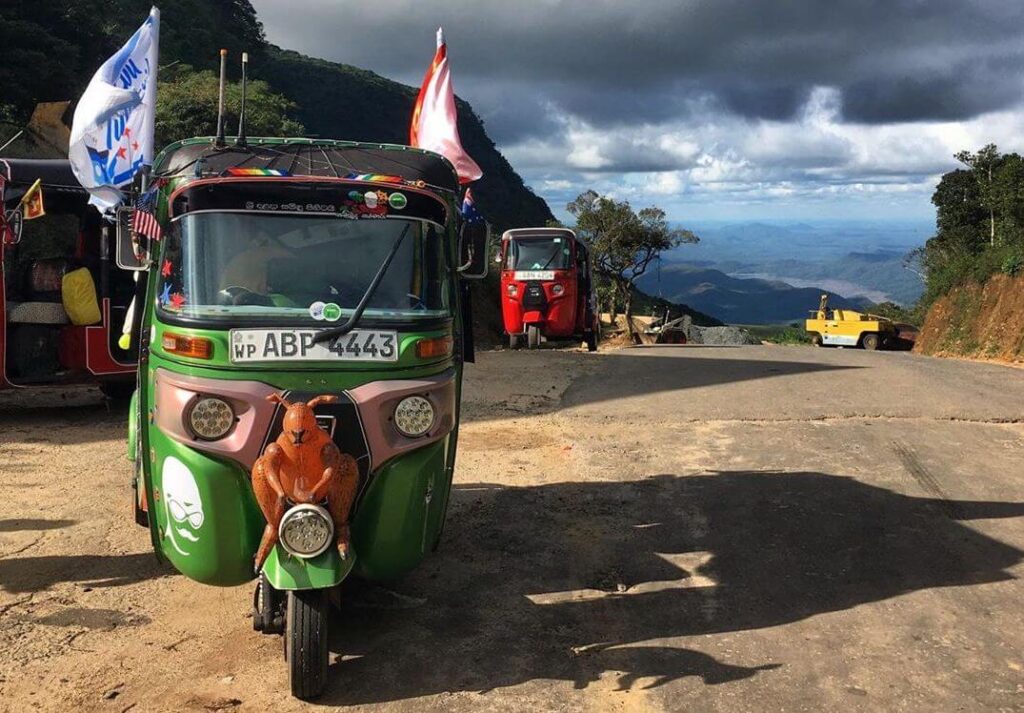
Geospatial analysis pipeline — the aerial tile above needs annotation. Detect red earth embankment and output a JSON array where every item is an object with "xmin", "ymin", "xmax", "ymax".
[{"xmin": 915, "ymin": 273, "xmax": 1024, "ymax": 364}]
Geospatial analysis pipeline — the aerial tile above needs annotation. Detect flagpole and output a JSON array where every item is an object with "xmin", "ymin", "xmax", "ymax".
[
  {"xmin": 143, "ymin": 6, "xmax": 160, "ymax": 171},
  {"xmin": 0, "ymin": 130, "xmax": 23, "ymax": 155}
]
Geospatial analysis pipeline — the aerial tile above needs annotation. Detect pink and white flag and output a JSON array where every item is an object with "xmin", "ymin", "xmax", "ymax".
[{"xmin": 410, "ymin": 28, "xmax": 482, "ymax": 185}]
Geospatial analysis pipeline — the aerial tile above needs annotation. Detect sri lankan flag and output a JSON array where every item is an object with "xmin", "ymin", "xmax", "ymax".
[{"xmin": 21, "ymin": 179, "xmax": 45, "ymax": 220}]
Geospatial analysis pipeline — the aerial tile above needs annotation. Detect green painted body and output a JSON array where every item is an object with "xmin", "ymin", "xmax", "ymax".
[
  {"xmin": 133, "ymin": 137, "xmax": 468, "ymax": 591},
  {"xmin": 262, "ymin": 546, "xmax": 355, "ymax": 591}
]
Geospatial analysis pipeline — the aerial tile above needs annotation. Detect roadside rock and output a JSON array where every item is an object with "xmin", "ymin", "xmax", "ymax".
[
  {"xmin": 650, "ymin": 315, "xmax": 759, "ymax": 346},
  {"xmin": 688, "ymin": 325, "xmax": 761, "ymax": 346}
]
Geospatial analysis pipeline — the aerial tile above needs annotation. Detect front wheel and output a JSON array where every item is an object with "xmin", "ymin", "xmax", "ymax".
[
  {"xmin": 810, "ymin": 333, "xmax": 823, "ymax": 347},
  {"xmin": 509, "ymin": 333, "xmax": 523, "ymax": 350},
  {"xmin": 526, "ymin": 325, "xmax": 541, "ymax": 349},
  {"xmin": 861, "ymin": 333, "xmax": 879, "ymax": 351},
  {"xmin": 287, "ymin": 589, "xmax": 329, "ymax": 700},
  {"xmin": 100, "ymin": 380, "xmax": 135, "ymax": 402},
  {"xmin": 585, "ymin": 330, "xmax": 598, "ymax": 352}
]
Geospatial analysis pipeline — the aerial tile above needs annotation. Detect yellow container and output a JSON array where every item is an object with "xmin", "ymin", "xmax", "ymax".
[{"xmin": 61, "ymin": 267, "xmax": 102, "ymax": 326}]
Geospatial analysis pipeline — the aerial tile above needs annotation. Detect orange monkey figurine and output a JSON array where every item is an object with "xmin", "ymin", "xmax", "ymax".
[{"xmin": 251, "ymin": 394, "xmax": 359, "ymax": 570}]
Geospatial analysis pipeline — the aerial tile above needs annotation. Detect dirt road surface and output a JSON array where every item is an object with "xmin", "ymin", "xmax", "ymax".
[{"xmin": 1, "ymin": 345, "xmax": 1023, "ymax": 712}]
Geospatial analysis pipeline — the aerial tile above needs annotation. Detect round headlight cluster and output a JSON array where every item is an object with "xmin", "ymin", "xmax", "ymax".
[
  {"xmin": 552, "ymin": 283, "xmax": 565, "ymax": 296},
  {"xmin": 394, "ymin": 395, "xmax": 435, "ymax": 437},
  {"xmin": 278, "ymin": 504, "xmax": 334, "ymax": 558},
  {"xmin": 187, "ymin": 396, "xmax": 235, "ymax": 440},
  {"xmin": 507, "ymin": 284, "xmax": 518, "ymax": 297}
]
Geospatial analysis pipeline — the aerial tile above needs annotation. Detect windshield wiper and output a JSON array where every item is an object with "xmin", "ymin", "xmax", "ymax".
[
  {"xmin": 312, "ymin": 223, "xmax": 412, "ymax": 345},
  {"xmin": 540, "ymin": 249, "xmax": 561, "ymax": 270}
]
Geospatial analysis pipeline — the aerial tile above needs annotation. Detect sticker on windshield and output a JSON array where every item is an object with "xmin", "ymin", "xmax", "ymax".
[
  {"xmin": 388, "ymin": 192, "xmax": 407, "ymax": 209},
  {"xmin": 322, "ymin": 303, "xmax": 342, "ymax": 322},
  {"xmin": 309, "ymin": 301, "xmax": 326, "ymax": 321}
]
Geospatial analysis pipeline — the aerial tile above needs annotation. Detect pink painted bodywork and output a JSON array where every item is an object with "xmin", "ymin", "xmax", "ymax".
[
  {"xmin": 348, "ymin": 370, "xmax": 456, "ymax": 467},
  {"xmin": 153, "ymin": 370, "xmax": 280, "ymax": 468},
  {"xmin": 153, "ymin": 368, "xmax": 456, "ymax": 471}
]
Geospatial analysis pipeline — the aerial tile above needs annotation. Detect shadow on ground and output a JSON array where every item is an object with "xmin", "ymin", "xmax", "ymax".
[
  {"xmin": 0, "ymin": 518, "xmax": 76, "ymax": 532},
  {"xmin": 0, "ymin": 552, "xmax": 169, "ymax": 593},
  {"xmin": 323, "ymin": 471, "xmax": 1024, "ymax": 704}
]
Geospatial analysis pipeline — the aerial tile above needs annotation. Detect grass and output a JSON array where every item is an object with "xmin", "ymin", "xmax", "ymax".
[{"xmin": 736, "ymin": 323, "xmax": 813, "ymax": 345}]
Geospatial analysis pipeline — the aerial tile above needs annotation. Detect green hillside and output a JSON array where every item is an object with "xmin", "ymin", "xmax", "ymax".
[{"xmin": 0, "ymin": 0, "xmax": 553, "ymax": 230}]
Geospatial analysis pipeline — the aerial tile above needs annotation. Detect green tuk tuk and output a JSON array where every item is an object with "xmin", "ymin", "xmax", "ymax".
[{"xmin": 124, "ymin": 137, "xmax": 488, "ymax": 699}]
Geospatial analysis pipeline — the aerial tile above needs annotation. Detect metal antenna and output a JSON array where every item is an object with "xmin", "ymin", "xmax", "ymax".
[
  {"xmin": 214, "ymin": 48, "xmax": 227, "ymax": 146},
  {"xmin": 236, "ymin": 52, "xmax": 248, "ymax": 147}
]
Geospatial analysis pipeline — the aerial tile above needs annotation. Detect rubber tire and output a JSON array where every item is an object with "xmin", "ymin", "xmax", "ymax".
[
  {"xmin": 585, "ymin": 330, "xmax": 598, "ymax": 352},
  {"xmin": 100, "ymin": 381, "xmax": 136, "ymax": 402},
  {"xmin": 287, "ymin": 590, "xmax": 329, "ymax": 700},
  {"xmin": 810, "ymin": 333, "xmax": 823, "ymax": 347},
  {"xmin": 509, "ymin": 334, "xmax": 522, "ymax": 350},
  {"xmin": 861, "ymin": 333, "xmax": 879, "ymax": 351},
  {"xmin": 526, "ymin": 325, "xmax": 541, "ymax": 349}
]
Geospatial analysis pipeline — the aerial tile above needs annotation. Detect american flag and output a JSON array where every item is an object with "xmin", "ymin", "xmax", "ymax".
[{"xmin": 132, "ymin": 187, "xmax": 162, "ymax": 242}]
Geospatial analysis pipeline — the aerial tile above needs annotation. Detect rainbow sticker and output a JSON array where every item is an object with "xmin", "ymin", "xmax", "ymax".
[{"xmin": 225, "ymin": 168, "xmax": 291, "ymax": 177}]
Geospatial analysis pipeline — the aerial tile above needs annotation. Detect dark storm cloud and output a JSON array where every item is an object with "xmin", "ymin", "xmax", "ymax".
[{"xmin": 253, "ymin": 0, "xmax": 1024, "ymax": 141}]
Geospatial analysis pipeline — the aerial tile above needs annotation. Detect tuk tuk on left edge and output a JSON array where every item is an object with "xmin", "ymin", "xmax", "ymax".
[{"xmin": 0, "ymin": 158, "xmax": 136, "ymax": 396}]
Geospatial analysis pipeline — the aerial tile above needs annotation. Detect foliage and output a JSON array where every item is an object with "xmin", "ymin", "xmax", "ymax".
[
  {"xmin": 257, "ymin": 48, "xmax": 553, "ymax": 231},
  {"xmin": 922, "ymin": 144, "xmax": 1024, "ymax": 305},
  {"xmin": 868, "ymin": 301, "xmax": 921, "ymax": 326},
  {"xmin": 154, "ymin": 65, "xmax": 303, "ymax": 148},
  {"xmin": 0, "ymin": 0, "xmax": 553, "ymax": 232},
  {"xmin": 0, "ymin": 0, "xmax": 266, "ymax": 123},
  {"xmin": 567, "ymin": 190, "xmax": 698, "ymax": 341},
  {"xmin": 1001, "ymin": 251, "xmax": 1023, "ymax": 277},
  {"xmin": 741, "ymin": 324, "xmax": 812, "ymax": 345}
]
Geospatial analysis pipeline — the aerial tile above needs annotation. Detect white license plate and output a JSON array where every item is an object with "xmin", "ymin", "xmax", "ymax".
[
  {"xmin": 229, "ymin": 329, "xmax": 399, "ymax": 363},
  {"xmin": 514, "ymin": 270, "xmax": 556, "ymax": 281}
]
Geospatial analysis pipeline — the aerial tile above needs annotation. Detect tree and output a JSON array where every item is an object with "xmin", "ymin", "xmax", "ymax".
[
  {"xmin": 567, "ymin": 190, "xmax": 698, "ymax": 343},
  {"xmin": 955, "ymin": 144, "xmax": 1001, "ymax": 247},
  {"xmin": 155, "ymin": 65, "xmax": 303, "ymax": 148}
]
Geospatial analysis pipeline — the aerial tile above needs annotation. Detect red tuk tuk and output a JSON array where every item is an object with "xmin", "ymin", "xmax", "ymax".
[
  {"xmin": 500, "ymin": 227, "xmax": 599, "ymax": 351},
  {"xmin": 0, "ymin": 159, "xmax": 136, "ymax": 397}
]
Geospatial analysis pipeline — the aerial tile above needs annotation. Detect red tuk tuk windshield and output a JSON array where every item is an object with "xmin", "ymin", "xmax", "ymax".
[
  {"xmin": 504, "ymin": 236, "xmax": 573, "ymax": 271},
  {"xmin": 157, "ymin": 213, "xmax": 451, "ymax": 323}
]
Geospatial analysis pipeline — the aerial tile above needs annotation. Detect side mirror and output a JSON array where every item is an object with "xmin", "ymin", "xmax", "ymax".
[
  {"xmin": 2, "ymin": 207, "xmax": 23, "ymax": 246},
  {"xmin": 457, "ymin": 220, "xmax": 490, "ymax": 280},
  {"xmin": 115, "ymin": 206, "xmax": 149, "ymax": 271}
]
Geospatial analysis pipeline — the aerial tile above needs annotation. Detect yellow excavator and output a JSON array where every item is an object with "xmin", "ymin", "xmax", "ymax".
[{"xmin": 804, "ymin": 294, "xmax": 900, "ymax": 350}]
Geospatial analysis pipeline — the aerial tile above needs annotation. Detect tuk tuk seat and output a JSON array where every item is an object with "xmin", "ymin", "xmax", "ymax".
[{"xmin": 7, "ymin": 301, "xmax": 69, "ymax": 325}]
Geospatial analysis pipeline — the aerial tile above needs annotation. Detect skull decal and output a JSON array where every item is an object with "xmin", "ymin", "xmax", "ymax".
[{"xmin": 162, "ymin": 456, "xmax": 204, "ymax": 557}]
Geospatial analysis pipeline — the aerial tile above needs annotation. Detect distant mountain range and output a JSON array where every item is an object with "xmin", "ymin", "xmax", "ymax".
[
  {"xmin": 652, "ymin": 221, "xmax": 929, "ymax": 322},
  {"xmin": 637, "ymin": 263, "xmax": 873, "ymax": 324}
]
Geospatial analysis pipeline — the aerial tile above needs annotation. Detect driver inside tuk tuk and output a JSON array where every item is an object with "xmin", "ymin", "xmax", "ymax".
[{"xmin": 218, "ymin": 228, "xmax": 291, "ymax": 306}]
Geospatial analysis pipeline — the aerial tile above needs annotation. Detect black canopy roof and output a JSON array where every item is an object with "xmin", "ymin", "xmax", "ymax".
[
  {"xmin": 1, "ymin": 159, "xmax": 82, "ymax": 190},
  {"xmin": 0, "ymin": 158, "xmax": 90, "ymax": 213},
  {"xmin": 155, "ymin": 139, "xmax": 460, "ymax": 193}
]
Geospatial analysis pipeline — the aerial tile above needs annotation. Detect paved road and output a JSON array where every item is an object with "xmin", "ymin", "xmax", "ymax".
[{"xmin": 1, "ymin": 345, "xmax": 1022, "ymax": 711}]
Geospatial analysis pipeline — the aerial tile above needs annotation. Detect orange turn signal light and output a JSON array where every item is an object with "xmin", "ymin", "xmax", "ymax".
[
  {"xmin": 161, "ymin": 332, "xmax": 213, "ymax": 359},
  {"xmin": 415, "ymin": 335, "xmax": 453, "ymax": 359}
]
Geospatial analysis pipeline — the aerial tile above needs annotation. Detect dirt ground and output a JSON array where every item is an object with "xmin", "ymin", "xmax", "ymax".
[{"xmin": 1, "ymin": 345, "xmax": 1023, "ymax": 712}]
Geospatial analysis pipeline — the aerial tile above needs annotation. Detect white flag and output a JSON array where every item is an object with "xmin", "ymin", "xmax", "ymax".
[
  {"xmin": 69, "ymin": 7, "xmax": 160, "ymax": 210},
  {"xmin": 409, "ymin": 28, "xmax": 482, "ymax": 185}
]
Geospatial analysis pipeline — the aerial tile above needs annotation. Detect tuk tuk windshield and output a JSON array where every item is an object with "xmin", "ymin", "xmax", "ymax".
[
  {"xmin": 504, "ymin": 237, "xmax": 573, "ymax": 271},
  {"xmin": 158, "ymin": 213, "xmax": 450, "ymax": 322}
]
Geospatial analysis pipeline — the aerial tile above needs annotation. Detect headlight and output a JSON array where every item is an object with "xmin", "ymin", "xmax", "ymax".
[
  {"xmin": 278, "ymin": 504, "xmax": 334, "ymax": 558},
  {"xmin": 552, "ymin": 283, "xmax": 565, "ymax": 296},
  {"xmin": 393, "ymin": 395, "xmax": 435, "ymax": 437},
  {"xmin": 507, "ymin": 284, "xmax": 518, "ymax": 297},
  {"xmin": 186, "ymin": 396, "xmax": 235, "ymax": 440}
]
